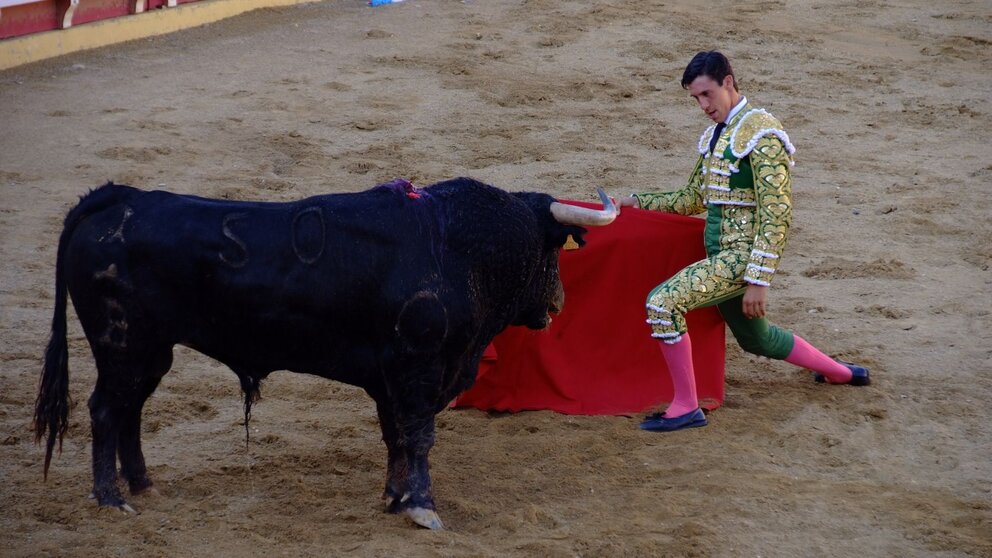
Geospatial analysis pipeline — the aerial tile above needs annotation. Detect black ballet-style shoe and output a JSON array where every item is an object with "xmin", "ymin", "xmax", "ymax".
[
  {"xmin": 814, "ymin": 361, "xmax": 870, "ymax": 386},
  {"xmin": 639, "ymin": 408, "xmax": 708, "ymax": 432}
]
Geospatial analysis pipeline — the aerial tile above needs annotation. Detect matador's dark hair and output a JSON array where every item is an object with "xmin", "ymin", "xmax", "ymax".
[{"xmin": 681, "ymin": 51, "xmax": 738, "ymax": 91}]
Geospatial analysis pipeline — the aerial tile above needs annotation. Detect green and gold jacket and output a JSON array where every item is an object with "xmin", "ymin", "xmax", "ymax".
[{"xmin": 634, "ymin": 104, "xmax": 796, "ymax": 286}]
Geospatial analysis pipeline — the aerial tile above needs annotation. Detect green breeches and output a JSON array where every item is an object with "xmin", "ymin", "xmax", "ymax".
[
  {"xmin": 716, "ymin": 294, "xmax": 795, "ymax": 360},
  {"xmin": 645, "ymin": 249, "xmax": 795, "ymax": 359}
]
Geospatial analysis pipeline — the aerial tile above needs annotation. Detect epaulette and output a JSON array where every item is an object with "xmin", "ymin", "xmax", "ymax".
[{"xmin": 728, "ymin": 109, "xmax": 795, "ymax": 159}]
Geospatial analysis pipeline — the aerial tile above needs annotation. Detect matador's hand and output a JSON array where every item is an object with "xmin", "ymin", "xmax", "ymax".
[
  {"xmin": 617, "ymin": 195, "xmax": 640, "ymax": 208},
  {"xmin": 742, "ymin": 284, "xmax": 768, "ymax": 319}
]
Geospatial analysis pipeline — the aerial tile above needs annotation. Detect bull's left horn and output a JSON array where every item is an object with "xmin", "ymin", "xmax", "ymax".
[{"xmin": 549, "ymin": 187, "xmax": 619, "ymax": 226}]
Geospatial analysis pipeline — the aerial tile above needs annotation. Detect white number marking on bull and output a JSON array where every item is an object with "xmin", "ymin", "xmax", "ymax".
[
  {"xmin": 93, "ymin": 263, "xmax": 118, "ymax": 281},
  {"xmin": 99, "ymin": 206, "xmax": 132, "ymax": 243},
  {"xmin": 291, "ymin": 206, "xmax": 325, "ymax": 265},
  {"xmin": 219, "ymin": 212, "xmax": 249, "ymax": 268}
]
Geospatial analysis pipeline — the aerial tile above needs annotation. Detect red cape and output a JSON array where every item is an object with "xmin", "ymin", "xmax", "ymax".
[{"xmin": 454, "ymin": 204, "xmax": 725, "ymax": 415}]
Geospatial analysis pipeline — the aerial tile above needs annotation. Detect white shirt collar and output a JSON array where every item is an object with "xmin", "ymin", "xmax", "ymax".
[{"xmin": 725, "ymin": 96, "xmax": 747, "ymax": 124}]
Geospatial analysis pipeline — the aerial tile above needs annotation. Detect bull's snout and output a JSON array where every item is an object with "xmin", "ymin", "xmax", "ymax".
[
  {"xmin": 545, "ymin": 282, "xmax": 565, "ymax": 326},
  {"xmin": 549, "ymin": 284, "xmax": 564, "ymax": 315}
]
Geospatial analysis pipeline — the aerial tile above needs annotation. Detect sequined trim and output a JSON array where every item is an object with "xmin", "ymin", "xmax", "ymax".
[
  {"xmin": 646, "ymin": 318, "xmax": 674, "ymax": 326},
  {"xmin": 752, "ymin": 249, "xmax": 779, "ymax": 259},
  {"xmin": 652, "ymin": 332, "xmax": 684, "ymax": 344},
  {"xmin": 697, "ymin": 124, "xmax": 718, "ymax": 155},
  {"xmin": 700, "ymin": 151, "xmax": 753, "ymax": 206},
  {"xmin": 646, "ymin": 304, "xmax": 670, "ymax": 314},
  {"xmin": 736, "ymin": 128, "xmax": 795, "ymax": 158},
  {"xmin": 747, "ymin": 263, "xmax": 776, "ymax": 274},
  {"xmin": 707, "ymin": 200, "xmax": 757, "ymax": 207},
  {"xmin": 743, "ymin": 277, "xmax": 771, "ymax": 287}
]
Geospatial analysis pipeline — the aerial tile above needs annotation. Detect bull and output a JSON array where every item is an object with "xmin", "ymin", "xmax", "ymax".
[{"xmin": 34, "ymin": 177, "xmax": 617, "ymax": 529}]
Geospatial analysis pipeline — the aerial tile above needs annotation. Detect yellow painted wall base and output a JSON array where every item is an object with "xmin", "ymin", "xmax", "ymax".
[{"xmin": 0, "ymin": 0, "xmax": 326, "ymax": 71}]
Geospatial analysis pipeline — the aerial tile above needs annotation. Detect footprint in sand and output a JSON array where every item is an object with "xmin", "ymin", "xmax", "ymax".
[{"xmin": 803, "ymin": 257, "xmax": 916, "ymax": 280}]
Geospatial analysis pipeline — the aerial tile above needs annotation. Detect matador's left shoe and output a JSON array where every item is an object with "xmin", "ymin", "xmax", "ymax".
[
  {"xmin": 815, "ymin": 361, "xmax": 870, "ymax": 386},
  {"xmin": 639, "ymin": 408, "xmax": 708, "ymax": 432}
]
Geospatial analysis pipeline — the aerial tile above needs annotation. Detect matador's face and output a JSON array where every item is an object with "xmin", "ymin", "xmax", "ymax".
[{"xmin": 687, "ymin": 75, "xmax": 739, "ymax": 124}]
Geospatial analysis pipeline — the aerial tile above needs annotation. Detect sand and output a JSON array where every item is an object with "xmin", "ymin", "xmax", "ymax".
[{"xmin": 1, "ymin": 1, "xmax": 990, "ymax": 556}]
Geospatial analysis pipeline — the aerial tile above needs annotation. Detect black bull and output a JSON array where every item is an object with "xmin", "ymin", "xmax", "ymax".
[{"xmin": 35, "ymin": 177, "xmax": 617, "ymax": 529}]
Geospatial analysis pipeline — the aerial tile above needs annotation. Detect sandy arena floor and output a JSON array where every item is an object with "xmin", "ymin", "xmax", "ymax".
[{"xmin": 1, "ymin": 1, "xmax": 990, "ymax": 556}]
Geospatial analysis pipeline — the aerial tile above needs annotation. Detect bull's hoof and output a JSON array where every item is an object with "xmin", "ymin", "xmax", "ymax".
[
  {"xmin": 404, "ymin": 507, "xmax": 444, "ymax": 530},
  {"xmin": 94, "ymin": 500, "xmax": 137, "ymax": 515},
  {"xmin": 90, "ymin": 489, "xmax": 136, "ymax": 514},
  {"xmin": 382, "ymin": 487, "xmax": 403, "ymax": 513}
]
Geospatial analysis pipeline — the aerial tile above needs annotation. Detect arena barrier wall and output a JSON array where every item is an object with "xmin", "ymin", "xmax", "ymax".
[{"xmin": 0, "ymin": 0, "xmax": 325, "ymax": 71}]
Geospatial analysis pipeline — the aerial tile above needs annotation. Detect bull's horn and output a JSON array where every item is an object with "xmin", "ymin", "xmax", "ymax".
[{"xmin": 549, "ymin": 187, "xmax": 618, "ymax": 226}]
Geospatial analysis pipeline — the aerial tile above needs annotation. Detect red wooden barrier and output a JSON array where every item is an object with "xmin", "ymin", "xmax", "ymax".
[{"xmin": 0, "ymin": 0, "xmax": 204, "ymax": 40}]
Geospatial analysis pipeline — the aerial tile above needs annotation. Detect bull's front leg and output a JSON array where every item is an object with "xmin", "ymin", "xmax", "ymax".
[
  {"xmin": 378, "ymin": 361, "xmax": 445, "ymax": 530},
  {"xmin": 374, "ymin": 399, "xmax": 408, "ymax": 511},
  {"xmin": 373, "ymin": 388, "xmax": 443, "ymax": 529},
  {"xmin": 392, "ymin": 412, "xmax": 442, "ymax": 530}
]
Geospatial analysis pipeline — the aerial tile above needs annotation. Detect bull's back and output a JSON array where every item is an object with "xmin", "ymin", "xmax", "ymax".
[{"xmin": 65, "ymin": 186, "xmax": 450, "ymax": 378}]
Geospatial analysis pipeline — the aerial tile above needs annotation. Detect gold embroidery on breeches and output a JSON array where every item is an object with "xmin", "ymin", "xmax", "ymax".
[{"xmin": 645, "ymin": 249, "xmax": 750, "ymax": 344}]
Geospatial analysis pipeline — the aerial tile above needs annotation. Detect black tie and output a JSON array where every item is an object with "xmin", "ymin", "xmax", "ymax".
[{"xmin": 709, "ymin": 122, "xmax": 726, "ymax": 155}]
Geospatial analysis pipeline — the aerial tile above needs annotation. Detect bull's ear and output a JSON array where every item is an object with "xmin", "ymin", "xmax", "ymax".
[{"xmin": 553, "ymin": 224, "xmax": 588, "ymax": 250}]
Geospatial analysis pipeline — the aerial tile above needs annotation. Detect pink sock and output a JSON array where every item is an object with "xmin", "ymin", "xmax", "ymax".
[
  {"xmin": 657, "ymin": 335, "xmax": 699, "ymax": 418},
  {"xmin": 785, "ymin": 335, "xmax": 852, "ymax": 383}
]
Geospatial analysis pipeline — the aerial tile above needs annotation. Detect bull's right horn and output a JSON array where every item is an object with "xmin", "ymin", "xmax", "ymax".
[{"xmin": 549, "ymin": 187, "xmax": 619, "ymax": 226}]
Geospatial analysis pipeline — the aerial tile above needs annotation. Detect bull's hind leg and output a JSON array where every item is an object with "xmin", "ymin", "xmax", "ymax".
[
  {"xmin": 89, "ymin": 348, "xmax": 172, "ymax": 511},
  {"xmin": 88, "ymin": 375, "xmax": 130, "ymax": 510},
  {"xmin": 117, "ymin": 350, "xmax": 172, "ymax": 496}
]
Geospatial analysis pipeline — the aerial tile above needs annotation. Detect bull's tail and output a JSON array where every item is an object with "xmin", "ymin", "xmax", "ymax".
[{"xmin": 34, "ymin": 182, "xmax": 137, "ymax": 479}]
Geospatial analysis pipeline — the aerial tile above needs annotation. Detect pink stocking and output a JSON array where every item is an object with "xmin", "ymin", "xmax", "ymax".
[
  {"xmin": 657, "ymin": 335, "xmax": 699, "ymax": 418},
  {"xmin": 785, "ymin": 335, "xmax": 852, "ymax": 383}
]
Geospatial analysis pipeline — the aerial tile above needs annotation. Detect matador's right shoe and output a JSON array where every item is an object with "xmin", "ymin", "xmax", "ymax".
[{"xmin": 814, "ymin": 361, "xmax": 870, "ymax": 386}]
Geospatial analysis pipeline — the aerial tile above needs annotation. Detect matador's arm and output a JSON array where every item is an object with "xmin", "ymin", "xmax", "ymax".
[
  {"xmin": 742, "ymin": 135, "xmax": 793, "ymax": 286},
  {"xmin": 631, "ymin": 156, "xmax": 706, "ymax": 216}
]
